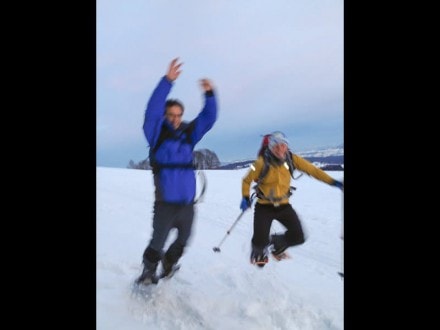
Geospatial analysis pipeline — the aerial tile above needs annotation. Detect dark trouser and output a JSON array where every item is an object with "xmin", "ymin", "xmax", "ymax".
[
  {"xmin": 142, "ymin": 201, "xmax": 194, "ymax": 266},
  {"xmin": 251, "ymin": 203, "xmax": 305, "ymax": 251}
]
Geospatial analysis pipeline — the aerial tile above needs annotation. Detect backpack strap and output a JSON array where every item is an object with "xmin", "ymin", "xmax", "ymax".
[
  {"xmin": 253, "ymin": 150, "xmax": 298, "ymax": 204},
  {"xmin": 285, "ymin": 150, "xmax": 295, "ymax": 176},
  {"xmin": 151, "ymin": 121, "xmax": 195, "ymax": 154},
  {"xmin": 149, "ymin": 121, "xmax": 196, "ymax": 173},
  {"xmin": 257, "ymin": 149, "xmax": 295, "ymax": 182}
]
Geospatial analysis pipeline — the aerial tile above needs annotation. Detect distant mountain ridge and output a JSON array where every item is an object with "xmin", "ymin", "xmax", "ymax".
[
  {"xmin": 296, "ymin": 144, "xmax": 343, "ymax": 158},
  {"xmin": 217, "ymin": 145, "xmax": 344, "ymax": 171}
]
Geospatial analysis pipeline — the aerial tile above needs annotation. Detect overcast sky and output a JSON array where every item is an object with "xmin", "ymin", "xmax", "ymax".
[{"xmin": 97, "ymin": 0, "xmax": 344, "ymax": 168}]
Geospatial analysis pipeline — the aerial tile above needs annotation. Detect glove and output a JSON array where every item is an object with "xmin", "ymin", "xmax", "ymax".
[
  {"xmin": 240, "ymin": 197, "xmax": 251, "ymax": 211},
  {"xmin": 332, "ymin": 180, "xmax": 344, "ymax": 191}
]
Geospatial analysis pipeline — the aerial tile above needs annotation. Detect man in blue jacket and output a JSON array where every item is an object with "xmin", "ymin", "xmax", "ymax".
[{"xmin": 136, "ymin": 58, "xmax": 218, "ymax": 285}]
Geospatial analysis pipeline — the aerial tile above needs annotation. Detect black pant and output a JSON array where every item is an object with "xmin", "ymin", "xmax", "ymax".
[
  {"xmin": 143, "ymin": 201, "xmax": 194, "ymax": 265},
  {"xmin": 251, "ymin": 203, "xmax": 305, "ymax": 250}
]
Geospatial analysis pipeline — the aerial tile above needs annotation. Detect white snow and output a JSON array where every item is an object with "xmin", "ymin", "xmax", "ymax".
[{"xmin": 97, "ymin": 167, "xmax": 344, "ymax": 330}]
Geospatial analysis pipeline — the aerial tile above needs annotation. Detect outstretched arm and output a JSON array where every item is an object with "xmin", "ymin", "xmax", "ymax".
[
  {"xmin": 292, "ymin": 154, "xmax": 343, "ymax": 190},
  {"xmin": 143, "ymin": 58, "xmax": 183, "ymax": 146}
]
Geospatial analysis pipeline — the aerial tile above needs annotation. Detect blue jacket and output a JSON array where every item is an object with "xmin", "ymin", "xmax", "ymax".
[{"xmin": 143, "ymin": 76, "xmax": 217, "ymax": 204}]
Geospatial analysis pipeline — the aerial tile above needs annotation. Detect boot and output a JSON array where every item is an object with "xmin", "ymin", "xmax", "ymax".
[
  {"xmin": 161, "ymin": 242, "xmax": 184, "ymax": 277},
  {"xmin": 136, "ymin": 259, "xmax": 159, "ymax": 285},
  {"xmin": 270, "ymin": 234, "xmax": 288, "ymax": 257},
  {"xmin": 161, "ymin": 255, "xmax": 174, "ymax": 277},
  {"xmin": 160, "ymin": 256, "xmax": 181, "ymax": 278},
  {"xmin": 250, "ymin": 245, "xmax": 269, "ymax": 267}
]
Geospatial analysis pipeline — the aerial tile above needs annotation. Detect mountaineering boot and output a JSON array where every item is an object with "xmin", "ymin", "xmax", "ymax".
[
  {"xmin": 160, "ymin": 256, "xmax": 181, "ymax": 279},
  {"xmin": 270, "ymin": 234, "xmax": 291, "ymax": 260},
  {"xmin": 161, "ymin": 255, "xmax": 174, "ymax": 277},
  {"xmin": 160, "ymin": 241, "xmax": 184, "ymax": 278},
  {"xmin": 136, "ymin": 246, "xmax": 162, "ymax": 285},
  {"xmin": 250, "ymin": 245, "xmax": 269, "ymax": 268},
  {"xmin": 135, "ymin": 259, "xmax": 159, "ymax": 285}
]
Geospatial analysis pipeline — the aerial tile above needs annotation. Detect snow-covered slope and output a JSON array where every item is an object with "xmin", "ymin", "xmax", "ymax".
[{"xmin": 97, "ymin": 167, "xmax": 344, "ymax": 330}]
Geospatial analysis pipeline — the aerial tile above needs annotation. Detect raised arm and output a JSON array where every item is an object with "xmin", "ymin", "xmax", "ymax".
[
  {"xmin": 190, "ymin": 78, "xmax": 218, "ymax": 144},
  {"xmin": 143, "ymin": 58, "xmax": 183, "ymax": 147}
]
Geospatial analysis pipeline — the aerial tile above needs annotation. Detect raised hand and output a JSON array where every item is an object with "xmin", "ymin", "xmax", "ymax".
[
  {"xmin": 200, "ymin": 78, "xmax": 214, "ymax": 92},
  {"xmin": 166, "ymin": 58, "xmax": 183, "ymax": 82}
]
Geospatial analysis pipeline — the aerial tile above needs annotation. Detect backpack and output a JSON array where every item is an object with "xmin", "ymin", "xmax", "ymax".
[
  {"xmin": 252, "ymin": 133, "xmax": 302, "ymax": 203},
  {"xmin": 257, "ymin": 134, "xmax": 272, "ymax": 157}
]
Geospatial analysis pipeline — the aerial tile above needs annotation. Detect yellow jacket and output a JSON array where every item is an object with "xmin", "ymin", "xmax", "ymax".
[{"xmin": 242, "ymin": 153, "xmax": 337, "ymax": 205}]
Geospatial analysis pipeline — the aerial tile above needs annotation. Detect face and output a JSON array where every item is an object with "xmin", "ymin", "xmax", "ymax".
[
  {"xmin": 165, "ymin": 105, "xmax": 183, "ymax": 129},
  {"xmin": 271, "ymin": 143, "xmax": 288, "ymax": 159}
]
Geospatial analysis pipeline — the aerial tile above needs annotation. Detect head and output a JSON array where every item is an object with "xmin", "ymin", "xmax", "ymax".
[
  {"xmin": 165, "ymin": 99, "xmax": 184, "ymax": 129},
  {"xmin": 268, "ymin": 131, "xmax": 289, "ymax": 159}
]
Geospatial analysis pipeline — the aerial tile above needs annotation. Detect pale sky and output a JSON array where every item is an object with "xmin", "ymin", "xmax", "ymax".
[
  {"xmin": 97, "ymin": 0, "xmax": 344, "ymax": 168},
  {"xmin": 97, "ymin": 167, "xmax": 344, "ymax": 329}
]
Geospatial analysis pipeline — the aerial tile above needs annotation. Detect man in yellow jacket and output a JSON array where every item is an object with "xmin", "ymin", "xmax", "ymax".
[{"xmin": 240, "ymin": 131, "xmax": 343, "ymax": 267}]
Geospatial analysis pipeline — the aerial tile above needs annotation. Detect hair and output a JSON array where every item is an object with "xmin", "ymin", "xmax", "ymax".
[
  {"xmin": 165, "ymin": 99, "xmax": 184, "ymax": 114},
  {"xmin": 257, "ymin": 134, "xmax": 271, "ymax": 157}
]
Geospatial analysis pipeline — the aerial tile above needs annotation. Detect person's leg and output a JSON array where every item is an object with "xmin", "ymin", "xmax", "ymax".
[
  {"xmin": 162, "ymin": 204, "xmax": 194, "ymax": 275},
  {"xmin": 136, "ymin": 246, "xmax": 162, "ymax": 284},
  {"xmin": 137, "ymin": 202, "xmax": 175, "ymax": 284},
  {"xmin": 271, "ymin": 204, "xmax": 305, "ymax": 255},
  {"xmin": 250, "ymin": 204, "xmax": 274, "ymax": 265},
  {"xmin": 147, "ymin": 202, "xmax": 176, "ymax": 252}
]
